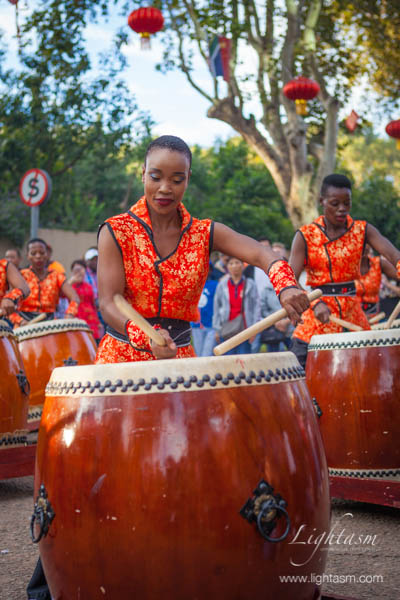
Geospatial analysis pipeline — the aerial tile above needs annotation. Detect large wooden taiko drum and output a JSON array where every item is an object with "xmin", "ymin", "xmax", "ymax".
[
  {"xmin": 33, "ymin": 353, "xmax": 330, "ymax": 600},
  {"xmin": 15, "ymin": 318, "xmax": 97, "ymax": 430},
  {"xmin": 0, "ymin": 321, "xmax": 29, "ymax": 451},
  {"xmin": 306, "ymin": 328, "xmax": 400, "ymax": 479}
]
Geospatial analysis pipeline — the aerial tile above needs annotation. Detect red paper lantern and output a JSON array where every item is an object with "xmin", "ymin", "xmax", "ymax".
[
  {"xmin": 385, "ymin": 119, "xmax": 400, "ymax": 150},
  {"xmin": 128, "ymin": 6, "xmax": 164, "ymax": 50},
  {"xmin": 283, "ymin": 77, "xmax": 320, "ymax": 116},
  {"xmin": 8, "ymin": 0, "xmax": 18, "ymax": 5}
]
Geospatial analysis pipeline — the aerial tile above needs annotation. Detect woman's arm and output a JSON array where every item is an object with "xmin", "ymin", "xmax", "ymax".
[
  {"xmin": 60, "ymin": 281, "xmax": 80, "ymax": 318},
  {"xmin": 0, "ymin": 263, "xmax": 31, "ymax": 316},
  {"xmin": 213, "ymin": 223, "xmax": 309, "ymax": 324},
  {"xmin": 380, "ymin": 256, "xmax": 399, "ymax": 281},
  {"xmin": 367, "ymin": 225, "xmax": 400, "ymax": 270}
]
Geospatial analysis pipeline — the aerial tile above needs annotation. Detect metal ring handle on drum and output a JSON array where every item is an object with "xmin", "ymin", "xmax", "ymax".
[
  {"xmin": 30, "ymin": 508, "xmax": 46, "ymax": 543},
  {"xmin": 30, "ymin": 484, "xmax": 55, "ymax": 544},
  {"xmin": 256, "ymin": 500, "xmax": 291, "ymax": 542}
]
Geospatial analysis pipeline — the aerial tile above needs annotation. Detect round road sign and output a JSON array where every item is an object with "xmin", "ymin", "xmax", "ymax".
[{"xmin": 19, "ymin": 169, "xmax": 52, "ymax": 207}]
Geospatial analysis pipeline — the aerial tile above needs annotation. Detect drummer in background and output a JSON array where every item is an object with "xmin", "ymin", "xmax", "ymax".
[
  {"xmin": 289, "ymin": 173, "xmax": 400, "ymax": 368},
  {"xmin": 0, "ymin": 257, "xmax": 30, "ymax": 319},
  {"xmin": 96, "ymin": 134, "xmax": 309, "ymax": 363},
  {"xmin": 4, "ymin": 247, "xmax": 22, "ymax": 269},
  {"xmin": 8, "ymin": 238, "xmax": 80, "ymax": 327},
  {"xmin": 355, "ymin": 244, "xmax": 399, "ymax": 318}
]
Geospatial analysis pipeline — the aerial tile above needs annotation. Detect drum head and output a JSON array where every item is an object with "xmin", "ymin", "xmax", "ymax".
[
  {"xmin": 309, "ymin": 327, "xmax": 400, "ymax": 351},
  {"xmin": 14, "ymin": 318, "xmax": 92, "ymax": 342}
]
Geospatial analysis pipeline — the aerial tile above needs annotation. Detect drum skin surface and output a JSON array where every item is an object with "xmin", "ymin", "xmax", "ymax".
[
  {"xmin": 15, "ymin": 319, "xmax": 97, "ymax": 427},
  {"xmin": 35, "ymin": 353, "xmax": 330, "ymax": 600},
  {"xmin": 0, "ymin": 321, "xmax": 29, "ymax": 443},
  {"xmin": 307, "ymin": 329, "xmax": 400, "ymax": 476}
]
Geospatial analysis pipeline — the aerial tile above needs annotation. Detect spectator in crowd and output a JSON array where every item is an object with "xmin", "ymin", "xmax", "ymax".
[
  {"xmin": 213, "ymin": 256, "xmax": 260, "ymax": 355},
  {"xmin": 191, "ymin": 268, "xmax": 218, "ymax": 356},
  {"xmin": 259, "ymin": 284, "xmax": 293, "ymax": 352},
  {"xmin": 84, "ymin": 247, "xmax": 99, "ymax": 300},
  {"xmin": 212, "ymin": 252, "xmax": 229, "ymax": 280},
  {"xmin": 84, "ymin": 247, "xmax": 105, "ymax": 336},
  {"xmin": 271, "ymin": 241, "xmax": 289, "ymax": 259},
  {"xmin": 68, "ymin": 260, "xmax": 102, "ymax": 343},
  {"xmin": 5, "ymin": 248, "xmax": 22, "ymax": 269}
]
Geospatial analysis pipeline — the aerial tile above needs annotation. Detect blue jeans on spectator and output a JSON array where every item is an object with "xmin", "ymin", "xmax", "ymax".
[
  {"xmin": 225, "ymin": 339, "xmax": 252, "ymax": 355},
  {"xmin": 192, "ymin": 326, "xmax": 217, "ymax": 357},
  {"xmin": 250, "ymin": 333, "xmax": 261, "ymax": 353}
]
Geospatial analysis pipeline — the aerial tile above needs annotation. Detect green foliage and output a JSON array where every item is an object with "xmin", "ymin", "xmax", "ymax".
[{"xmin": 184, "ymin": 139, "xmax": 295, "ymax": 246}]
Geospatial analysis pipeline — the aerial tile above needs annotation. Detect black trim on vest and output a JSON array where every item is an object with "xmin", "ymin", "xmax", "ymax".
[
  {"xmin": 98, "ymin": 222, "xmax": 123, "ymax": 257},
  {"xmin": 297, "ymin": 229, "xmax": 308, "ymax": 265}
]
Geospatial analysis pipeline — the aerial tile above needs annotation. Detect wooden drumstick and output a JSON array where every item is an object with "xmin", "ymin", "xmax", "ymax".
[
  {"xmin": 114, "ymin": 294, "xmax": 166, "ymax": 347},
  {"xmin": 368, "ymin": 311, "xmax": 386, "ymax": 324},
  {"xmin": 213, "ymin": 289, "xmax": 323, "ymax": 356},
  {"xmin": 384, "ymin": 299, "xmax": 400, "ymax": 329},
  {"xmin": 372, "ymin": 318, "xmax": 400, "ymax": 330},
  {"xmin": 22, "ymin": 313, "xmax": 47, "ymax": 326},
  {"xmin": 329, "ymin": 315, "xmax": 362, "ymax": 331}
]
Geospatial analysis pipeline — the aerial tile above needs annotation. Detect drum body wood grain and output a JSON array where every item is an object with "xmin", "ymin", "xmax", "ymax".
[
  {"xmin": 34, "ymin": 354, "xmax": 330, "ymax": 600},
  {"xmin": 15, "ymin": 319, "xmax": 97, "ymax": 429},
  {"xmin": 0, "ymin": 321, "xmax": 29, "ymax": 444},
  {"xmin": 306, "ymin": 329, "xmax": 400, "ymax": 478}
]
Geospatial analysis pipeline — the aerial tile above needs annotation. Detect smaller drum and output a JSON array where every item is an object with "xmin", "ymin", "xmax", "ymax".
[
  {"xmin": 0, "ymin": 320, "xmax": 30, "ymax": 477},
  {"xmin": 15, "ymin": 318, "xmax": 97, "ymax": 429},
  {"xmin": 307, "ymin": 328, "xmax": 400, "ymax": 480}
]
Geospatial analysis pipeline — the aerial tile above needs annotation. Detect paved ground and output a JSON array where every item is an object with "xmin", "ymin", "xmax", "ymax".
[{"xmin": 0, "ymin": 476, "xmax": 399, "ymax": 600}]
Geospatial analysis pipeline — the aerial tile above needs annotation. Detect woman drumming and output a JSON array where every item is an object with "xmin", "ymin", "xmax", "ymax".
[
  {"xmin": 0, "ymin": 258, "xmax": 30, "ymax": 319},
  {"xmin": 289, "ymin": 173, "xmax": 400, "ymax": 367},
  {"xmin": 9, "ymin": 238, "xmax": 80, "ymax": 327},
  {"xmin": 356, "ymin": 244, "xmax": 399, "ymax": 317},
  {"xmin": 96, "ymin": 135, "xmax": 308, "ymax": 363}
]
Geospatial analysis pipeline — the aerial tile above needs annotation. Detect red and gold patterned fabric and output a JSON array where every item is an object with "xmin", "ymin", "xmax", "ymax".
[
  {"xmin": 95, "ymin": 196, "xmax": 213, "ymax": 364},
  {"xmin": 9, "ymin": 267, "xmax": 69, "ymax": 326},
  {"xmin": 0, "ymin": 259, "xmax": 8, "ymax": 299},
  {"xmin": 356, "ymin": 256, "xmax": 381, "ymax": 305},
  {"xmin": 267, "ymin": 259, "xmax": 298, "ymax": 297},
  {"xmin": 397, "ymin": 259, "xmax": 400, "ymax": 280},
  {"xmin": 293, "ymin": 215, "xmax": 371, "ymax": 343}
]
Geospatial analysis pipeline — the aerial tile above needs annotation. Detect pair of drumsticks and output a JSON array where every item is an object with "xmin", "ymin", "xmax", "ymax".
[{"xmin": 116, "ymin": 290, "xmax": 400, "ymax": 356}]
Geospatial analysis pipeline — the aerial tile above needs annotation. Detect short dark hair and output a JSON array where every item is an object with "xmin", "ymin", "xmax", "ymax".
[
  {"xmin": 321, "ymin": 174, "xmax": 352, "ymax": 196},
  {"xmin": 27, "ymin": 238, "xmax": 48, "ymax": 251},
  {"xmin": 145, "ymin": 135, "xmax": 192, "ymax": 167},
  {"xmin": 71, "ymin": 259, "xmax": 86, "ymax": 271},
  {"xmin": 226, "ymin": 256, "xmax": 243, "ymax": 265}
]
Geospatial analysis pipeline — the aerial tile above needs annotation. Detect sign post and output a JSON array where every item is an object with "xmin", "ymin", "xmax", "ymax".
[{"xmin": 19, "ymin": 169, "xmax": 52, "ymax": 238}]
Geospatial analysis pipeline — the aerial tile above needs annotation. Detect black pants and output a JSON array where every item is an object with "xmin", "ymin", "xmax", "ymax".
[
  {"xmin": 290, "ymin": 337, "xmax": 308, "ymax": 369},
  {"xmin": 27, "ymin": 558, "xmax": 50, "ymax": 600}
]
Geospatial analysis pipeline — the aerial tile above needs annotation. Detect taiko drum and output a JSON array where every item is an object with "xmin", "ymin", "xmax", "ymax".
[
  {"xmin": 306, "ymin": 328, "xmax": 400, "ymax": 479},
  {"xmin": 0, "ymin": 320, "xmax": 29, "ymax": 452},
  {"xmin": 14, "ymin": 318, "xmax": 97, "ymax": 430},
  {"xmin": 33, "ymin": 353, "xmax": 330, "ymax": 600}
]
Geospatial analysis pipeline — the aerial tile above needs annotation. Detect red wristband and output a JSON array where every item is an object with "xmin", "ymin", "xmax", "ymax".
[
  {"xmin": 397, "ymin": 260, "xmax": 400, "ymax": 280},
  {"xmin": 65, "ymin": 301, "xmax": 79, "ymax": 317},
  {"xmin": 126, "ymin": 320, "xmax": 152, "ymax": 353},
  {"xmin": 267, "ymin": 260, "xmax": 298, "ymax": 297},
  {"xmin": 3, "ymin": 287, "xmax": 25, "ymax": 304}
]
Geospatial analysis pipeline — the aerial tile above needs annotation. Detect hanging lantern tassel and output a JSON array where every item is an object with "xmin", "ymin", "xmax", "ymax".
[
  {"xmin": 128, "ymin": 6, "xmax": 164, "ymax": 51},
  {"xmin": 283, "ymin": 77, "xmax": 320, "ymax": 116},
  {"xmin": 386, "ymin": 119, "xmax": 400, "ymax": 150}
]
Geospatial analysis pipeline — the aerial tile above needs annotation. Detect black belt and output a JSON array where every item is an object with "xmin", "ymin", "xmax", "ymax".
[
  {"xmin": 362, "ymin": 301, "xmax": 379, "ymax": 315},
  {"xmin": 107, "ymin": 317, "xmax": 192, "ymax": 348},
  {"xmin": 313, "ymin": 282, "xmax": 356, "ymax": 297}
]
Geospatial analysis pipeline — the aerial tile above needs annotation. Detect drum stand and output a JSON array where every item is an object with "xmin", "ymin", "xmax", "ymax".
[
  {"xmin": 329, "ymin": 474, "xmax": 400, "ymax": 509},
  {"xmin": 0, "ymin": 431, "xmax": 36, "ymax": 480}
]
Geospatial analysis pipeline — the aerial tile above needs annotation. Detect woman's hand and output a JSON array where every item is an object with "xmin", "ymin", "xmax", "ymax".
[
  {"xmin": 313, "ymin": 301, "xmax": 331, "ymax": 324},
  {"xmin": 279, "ymin": 288, "xmax": 309, "ymax": 326},
  {"xmin": 150, "ymin": 328, "xmax": 178, "ymax": 359},
  {"xmin": 0, "ymin": 298, "xmax": 16, "ymax": 316}
]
